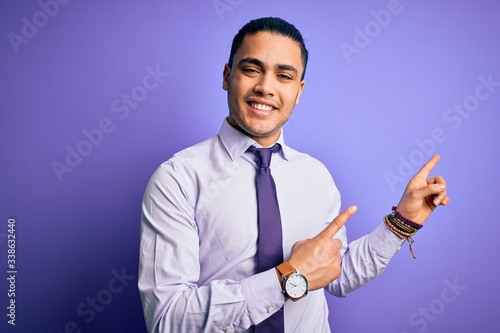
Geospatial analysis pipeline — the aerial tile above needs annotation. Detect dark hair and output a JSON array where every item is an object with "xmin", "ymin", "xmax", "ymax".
[{"xmin": 228, "ymin": 17, "xmax": 309, "ymax": 80}]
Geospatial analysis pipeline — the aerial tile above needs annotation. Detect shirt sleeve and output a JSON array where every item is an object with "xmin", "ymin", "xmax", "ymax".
[
  {"xmin": 138, "ymin": 161, "xmax": 285, "ymax": 333},
  {"xmin": 323, "ymin": 173, "xmax": 406, "ymax": 298},
  {"xmin": 327, "ymin": 223, "xmax": 406, "ymax": 297}
]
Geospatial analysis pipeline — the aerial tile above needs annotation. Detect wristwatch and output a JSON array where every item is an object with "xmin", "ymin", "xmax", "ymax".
[{"xmin": 276, "ymin": 262, "xmax": 308, "ymax": 301}]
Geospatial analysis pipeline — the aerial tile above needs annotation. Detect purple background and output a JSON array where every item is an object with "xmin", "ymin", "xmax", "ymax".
[{"xmin": 1, "ymin": 0, "xmax": 499, "ymax": 332}]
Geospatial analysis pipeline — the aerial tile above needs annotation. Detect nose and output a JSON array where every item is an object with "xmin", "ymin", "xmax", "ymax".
[{"xmin": 253, "ymin": 73, "xmax": 275, "ymax": 96}]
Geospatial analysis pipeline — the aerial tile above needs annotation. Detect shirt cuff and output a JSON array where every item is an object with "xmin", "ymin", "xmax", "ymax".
[
  {"xmin": 241, "ymin": 268, "xmax": 285, "ymax": 325},
  {"xmin": 367, "ymin": 223, "xmax": 406, "ymax": 259}
]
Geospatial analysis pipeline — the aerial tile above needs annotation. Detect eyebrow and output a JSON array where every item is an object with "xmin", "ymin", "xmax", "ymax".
[{"xmin": 238, "ymin": 57, "xmax": 299, "ymax": 76}]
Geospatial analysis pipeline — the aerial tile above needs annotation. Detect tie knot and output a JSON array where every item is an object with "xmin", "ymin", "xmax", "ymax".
[{"xmin": 247, "ymin": 144, "xmax": 281, "ymax": 169}]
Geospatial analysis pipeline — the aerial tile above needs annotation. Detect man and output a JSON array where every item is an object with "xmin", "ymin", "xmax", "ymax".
[{"xmin": 138, "ymin": 17, "xmax": 449, "ymax": 332}]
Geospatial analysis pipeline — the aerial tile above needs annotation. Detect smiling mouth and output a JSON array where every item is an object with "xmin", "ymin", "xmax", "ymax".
[{"xmin": 248, "ymin": 102, "xmax": 275, "ymax": 112}]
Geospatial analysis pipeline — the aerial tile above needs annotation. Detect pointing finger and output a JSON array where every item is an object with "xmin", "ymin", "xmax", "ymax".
[
  {"xmin": 315, "ymin": 206, "xmax": 357, "ymax": 240},
  {"xmin": 414, "ymin": 154, "xmax": 441, "ymax": 180}
]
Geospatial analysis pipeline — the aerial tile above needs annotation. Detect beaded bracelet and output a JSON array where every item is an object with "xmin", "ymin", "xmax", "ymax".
[
  {"xmin": 388, "ymin": 213, "xmax": 417, "ymax": 234},
  {"xmin": 391, "ymin": 206, "xmax": 422, "ymax": 230},
  {"xmin": 384, "ymin": 215, "xmax": 415, "ymax": 238},
  {"xmin": 383, "ymin": 214, "xmax": 417, "ymax": 259}
]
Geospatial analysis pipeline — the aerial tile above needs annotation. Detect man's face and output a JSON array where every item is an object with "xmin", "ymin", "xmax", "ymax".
[{"xmin": 223, "ymin": 31, "xmax": 305, "ymax": 147}]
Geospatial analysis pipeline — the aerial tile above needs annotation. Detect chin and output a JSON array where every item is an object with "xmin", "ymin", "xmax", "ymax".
[{"xmin": 247, "ymin": 124, "xmax": 281, "ymax": 138}]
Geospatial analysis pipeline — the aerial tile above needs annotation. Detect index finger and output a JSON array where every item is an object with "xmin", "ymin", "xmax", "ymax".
[
  {"xmin": 315, "ymin": 205, "xmax": 357, "ymax": 240},
  {"xmin": 415, "ymin": 154, "xmax": 441, "ymax": 179}
]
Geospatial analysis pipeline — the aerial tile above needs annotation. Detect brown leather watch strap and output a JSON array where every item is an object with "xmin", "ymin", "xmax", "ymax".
[
  {"xmin": 276, "ymin": 262, "xmax": 295, "ymax": 277},
  {"xmin": 276, "ymin": 262, "xmax": 295, "ymax": 299}
]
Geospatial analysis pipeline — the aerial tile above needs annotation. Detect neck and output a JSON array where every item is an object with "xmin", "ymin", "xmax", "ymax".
[
  {"xmin": 227, "ymin": 117, "xmax": 281, "ymax": 148},
  {"xmin": 252, "ymin": 133, "xmax": 280, "ymax": 148}
]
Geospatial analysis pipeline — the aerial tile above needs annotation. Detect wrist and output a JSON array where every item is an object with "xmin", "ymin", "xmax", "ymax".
[
  {"xmin": 276, "ymin": 262, "xmax": 308, "ymax": 302},
  {"xmin": 384, "ymin": 206, "xmax": 420, "ymax": 259}
]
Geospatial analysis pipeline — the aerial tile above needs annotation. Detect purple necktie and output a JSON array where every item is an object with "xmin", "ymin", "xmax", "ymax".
[{"xmin": 247, "ymin": 144, "xmax": 284, "ymax": 333}]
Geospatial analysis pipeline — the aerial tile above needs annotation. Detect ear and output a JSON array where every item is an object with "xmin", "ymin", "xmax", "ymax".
[
  {"xmin": 295, "ymin": 80, "xmax": 306, "ymax": 105},
  {"xmin": 222, "ymin": 64, "xmax": 231, "ymax": 91}
]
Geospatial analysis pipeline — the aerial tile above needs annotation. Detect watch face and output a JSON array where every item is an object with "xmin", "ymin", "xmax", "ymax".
[{"xmin": 285, "ymin": 273, "xmax": 308, "ymax": 298}]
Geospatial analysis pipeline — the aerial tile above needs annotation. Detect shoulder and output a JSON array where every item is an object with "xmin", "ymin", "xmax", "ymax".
[
  {"xmin": 157, "ymin": 134, "xmax": 223, "ymax": 171},
  {"xmin": 170, "ymin": 135, "xmax": 220, "ymax": 163},
  {"xmin": 150, "ymin": 131, "xmax": 244, "ymax": 187},
  {"xmin": 144, "ymin": 135, "xmax": 223, "ymax": 201}
]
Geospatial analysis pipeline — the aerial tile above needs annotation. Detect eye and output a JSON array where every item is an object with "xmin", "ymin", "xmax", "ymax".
[
  {"xmin": 278, "ymin": 74, "xmax": 293, "ymax": 80},
  {"xmin": 242, "ymin": 67, "xmax": 259, "ymax": 74}
]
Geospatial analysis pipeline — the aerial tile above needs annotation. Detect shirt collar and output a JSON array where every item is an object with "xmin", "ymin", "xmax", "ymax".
[{"xmin": 218, "ymin": 118, "xmax": 290, "ymax": 162}]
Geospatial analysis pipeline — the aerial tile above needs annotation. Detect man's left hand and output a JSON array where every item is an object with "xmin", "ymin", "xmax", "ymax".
[{"xmin": 395, "ymin": 154, "xmax": 450, "ymax": 225}]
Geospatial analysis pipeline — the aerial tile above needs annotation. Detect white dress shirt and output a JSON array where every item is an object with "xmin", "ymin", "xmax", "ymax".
[{"xmin": 139, "ymin": 118, "xmax": 405, "ymax": 332}]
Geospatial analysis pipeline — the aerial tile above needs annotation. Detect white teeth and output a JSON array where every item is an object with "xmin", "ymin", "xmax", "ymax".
[{"xmin": 251, "ymin": 102, "xmax": 274, "ymax": 111}]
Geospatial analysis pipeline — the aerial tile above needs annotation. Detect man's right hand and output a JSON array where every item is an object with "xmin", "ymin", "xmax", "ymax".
[{"xmin": 287, "ymin": 206, "xmax": 357, "ymax": 291}]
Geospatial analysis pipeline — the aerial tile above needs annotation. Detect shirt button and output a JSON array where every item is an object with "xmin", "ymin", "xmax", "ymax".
[
  {"xmin": 224, "ymin": 330, "xmax": 232, "ymax": 333},
  {"xmin": 266, "ymin": 305, "xmax": 274, "ymax": 314}
]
